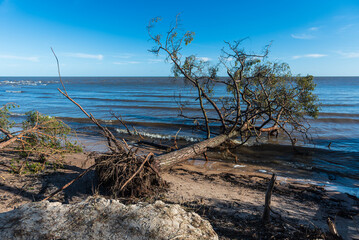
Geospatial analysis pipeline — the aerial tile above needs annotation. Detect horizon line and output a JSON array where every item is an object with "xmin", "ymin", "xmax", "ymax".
[{"xmin": 1, "ymin": 75, "xmax": 359, "ymax": 78}]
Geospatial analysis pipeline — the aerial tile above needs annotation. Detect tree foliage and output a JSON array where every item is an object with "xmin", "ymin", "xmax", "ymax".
[
  {"xmin": 22, "ymin": 111, "xmax": 82, "ymax": 155},
  {"xmin": 0, "ymin": 103, "xmax": 18, "ymax": 136},
  {"xmin": 148, "ymin": 16, "xmax": 319, "ymax": 145},
  {"xmin": 0, "ymin": 106, "xmax": 82, "ymax": 174}
]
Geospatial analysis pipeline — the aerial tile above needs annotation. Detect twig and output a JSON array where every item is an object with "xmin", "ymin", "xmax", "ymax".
[
  {"xmin": 119, "ymin": 152, "xmax": 154, "ymax": 191},
  {"xmin": 173, "ymin": 128, "xmax": 181, "ymax": 149},
  {"xmin": 51, "ymin": 48, "xmax": 127, "ymax": 153},
  {"xmin": 41, "ymin": 163, "xmax": 97, "ymax": 201},
  {"xmin": 203, "ymin": 152, "xmax": 209, "ymax": 161},
  {"xmin": 132, "ymin": 126, "xmax": 144, "ymax": 139},
  {"xmin": 51, "ymin": 47, "xmax": 67, "ymax": 96},
  {"xmin": 111, "ymin": 112, "xmax": 132, "ymax": 136},
  {"xmin": 58, "ymin": 88, "xmax": 126, "ymax": 153}
]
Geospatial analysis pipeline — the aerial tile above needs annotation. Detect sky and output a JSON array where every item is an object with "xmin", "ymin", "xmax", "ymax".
[{"xmin": 0, "ymin": 0, "xmax": 359, "ymax": 76}]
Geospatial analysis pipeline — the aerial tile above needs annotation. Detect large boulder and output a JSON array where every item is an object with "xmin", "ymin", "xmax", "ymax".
[{"xmin": 0, "ymin": 197, "xmax": 218, "ymax": 240}]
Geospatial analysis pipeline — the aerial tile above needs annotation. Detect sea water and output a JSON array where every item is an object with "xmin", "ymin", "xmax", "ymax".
[{"xmin": 0, "ymin": 77, "xmax": 358, "ymax": 196}]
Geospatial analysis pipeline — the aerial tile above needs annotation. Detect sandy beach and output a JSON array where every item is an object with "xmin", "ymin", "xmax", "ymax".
[{"xmin": 1, "ymin": 144, "xmax": 358, "ymax": 239}]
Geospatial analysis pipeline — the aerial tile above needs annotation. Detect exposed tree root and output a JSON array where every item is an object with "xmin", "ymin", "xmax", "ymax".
[{"xmin": 95, "ymin": 152, "xmax": 168, "ymax": 198}]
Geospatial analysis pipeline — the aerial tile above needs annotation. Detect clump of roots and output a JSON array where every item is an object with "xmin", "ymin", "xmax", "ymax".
[{"xmin": 95, "ymin": 151, "xmax": 168, "ymax": 198}]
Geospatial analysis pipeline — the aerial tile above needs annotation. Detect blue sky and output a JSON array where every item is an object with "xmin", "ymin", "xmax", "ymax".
[{"xmin": 0, "ymin": 0, "xmax": 359, "ymax": 76}]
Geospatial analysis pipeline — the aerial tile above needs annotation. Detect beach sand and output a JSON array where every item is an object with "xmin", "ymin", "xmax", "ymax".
[{"xmin": 0, "ymin": 148, "xmax": 358, "ymax": 239}]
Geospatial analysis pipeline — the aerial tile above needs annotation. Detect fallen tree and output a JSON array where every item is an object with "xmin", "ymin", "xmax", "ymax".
[
  {"xmin": 44, "ymin": 16, "xmax": 319, "ymax": 199},
  {"xmin": 147, "ymin": 15, "xmax": 319, "ymax": 169}
]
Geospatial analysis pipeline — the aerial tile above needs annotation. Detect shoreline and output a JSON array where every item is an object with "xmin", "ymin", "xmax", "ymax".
[
  {"xmin": 76, "ymin": 131, "xmax": 359, "ymax": 199},
  {"xmin": 0, "ymin": 149, "xmax": 358, "ymax": 239}
]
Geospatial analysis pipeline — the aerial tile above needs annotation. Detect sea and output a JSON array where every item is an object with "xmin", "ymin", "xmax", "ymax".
[{"xmin": 0, "ymin": 77, "xmax": 358, "ymax": 197}]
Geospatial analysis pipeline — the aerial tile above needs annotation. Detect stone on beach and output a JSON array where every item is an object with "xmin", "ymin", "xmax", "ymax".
[{"xmin": 0, "ymin": 197, "xmax": 218, "ymax": 240}]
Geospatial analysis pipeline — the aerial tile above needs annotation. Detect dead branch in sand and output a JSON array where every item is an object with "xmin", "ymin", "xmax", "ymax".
[
  {"xmin": 262, "ymin": 173, "xmax": 276, "ymax": 223},
  {"xmin": 327, "ymin": 217, "xmax": 343, "ymax": 239},
  {"xmin": 42, "ymin": 163, "xmax": 97, "ymax": 201}
]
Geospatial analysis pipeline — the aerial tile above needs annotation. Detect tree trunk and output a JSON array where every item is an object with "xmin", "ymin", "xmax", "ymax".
[{"xmin": 155, "ymin": 130, "xmax": 239, "ymax": 171}]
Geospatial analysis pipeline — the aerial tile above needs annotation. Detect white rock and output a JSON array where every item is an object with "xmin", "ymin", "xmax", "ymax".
[{"xmin": 0, "ymin": 197, "xmax": 218, "ymax": 240}]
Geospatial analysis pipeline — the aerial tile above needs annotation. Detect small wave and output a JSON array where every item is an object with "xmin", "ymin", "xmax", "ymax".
[
  {"xmin": 314, "ymin": 117, "xmax": 359, "ymax": 124},
  {"xmin": 10, "ymin": 112, "xmax": 25, "ymax": 116},
  {"xmin": 319, "ymin": 112, "xmax": 359, "ymax": 118},
  {"xmin": 320, "ymin": 103, "xmax": 358, "ymax": 107},
  {"xmin": 77, "ymin": 97, "xmax": 176, "ymax": 104},
  {"xmin": 115, "ymin": 128, "xmax": 200, "ymax": 142},
  {"xmin": 58, "ymin": 116, "xmax": 197, "ymax": 130},
  {"xmin": 94, "ymin": 104, "xmax": 199, "ymax": 112},
  {"xmin": 102, "ymin": 119, "xmax": 115, "ymax": 123},
  {"xmin": 0, "ymin": 80, "xmax": 58, "ymax": 86},
  {"xmin": 5, "ymin": 90, "xmax": 23, "ymax": 93}
]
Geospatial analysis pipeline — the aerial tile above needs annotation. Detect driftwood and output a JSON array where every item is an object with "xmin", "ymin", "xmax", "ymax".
[
  {"xmin": 262, "ymin": 173, "xmax": 276, "ymax": 223},
  {"xmin": 327, "ymin": 218, "xmax": 342, "ymax": 239}
]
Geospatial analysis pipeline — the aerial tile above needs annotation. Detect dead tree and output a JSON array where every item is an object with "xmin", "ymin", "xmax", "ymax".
[{"xmin": 147, "ymin": 15, "xmax": 319, "ymax": 169}]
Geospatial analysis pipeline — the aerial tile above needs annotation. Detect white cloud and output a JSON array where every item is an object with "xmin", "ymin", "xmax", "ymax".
[
  {"xmin": 0, "ymin": 55, "xmax": 39, "ymax": 62},
  {"xmin": 291, "ymin": 34, "xmax": 315, "ymax": 40},
  {"xmin": 197, "ymin": 57, "xmax": 211, "ymax": 62},
  {"xmin": 148, "ymin": 59, "xmax": 163, "ymax": 64},
  {"xmin": 308, "ymin": 27, "xmax": 319, "ymax": 31},
  {"xmin": 337, "ymin": 51, "xmax": 359, "ymax": 58},
  {"xmin": 222, "ymin": 57, "xmax": 234, "ymax": 62},
  {"xmin": 339, "ymin": 24, "xmax": 354, "ymax": 32},
  {"xmin": 65, "ymin": 53, "xmax": 103, "ymax": 60},
  {"xmin": 113, "ymin": 61, "xmax": 140, "ymax": 65},
  {"xmin": 292, "ymin": 54, "xmax": 327, "ymax": 59}
]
